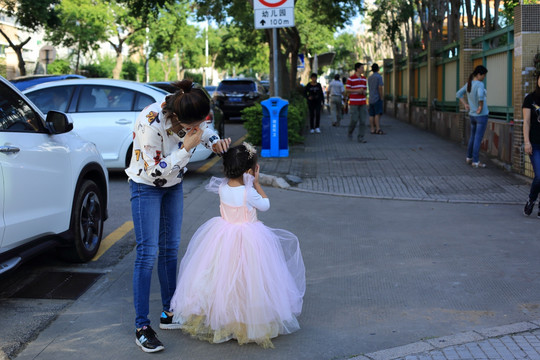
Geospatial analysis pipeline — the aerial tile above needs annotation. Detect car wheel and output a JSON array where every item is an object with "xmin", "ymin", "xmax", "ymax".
[{"xmin": 58, "ymin": 180, "xmax": 104, "ymax": 262}]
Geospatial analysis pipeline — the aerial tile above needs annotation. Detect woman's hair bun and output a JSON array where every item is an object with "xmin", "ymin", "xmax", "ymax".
[{"xmin": 171, "ymin": 79, "xmax": 193, "ymax": 93}]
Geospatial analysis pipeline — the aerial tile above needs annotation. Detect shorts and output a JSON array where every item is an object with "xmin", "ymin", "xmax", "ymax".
[{"xmin": 368, "ymin": 99, "xmax": 383, "ymax": 116}]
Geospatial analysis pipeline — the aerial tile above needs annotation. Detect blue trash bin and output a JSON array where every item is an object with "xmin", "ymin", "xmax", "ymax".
[{"xmin": 261, "ymin": 97, "xmax": 289, "ymax": 157}]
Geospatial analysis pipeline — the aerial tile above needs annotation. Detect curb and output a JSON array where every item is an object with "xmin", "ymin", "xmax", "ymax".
[{"xmin": 351, "ymin": 321, "xmax": 540, "ymax": 360}]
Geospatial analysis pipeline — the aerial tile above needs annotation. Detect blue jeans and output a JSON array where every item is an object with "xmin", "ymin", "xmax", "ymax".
[
  {"xmin": 467, "ymin": 115, "xmax": 488, "ymax": 163},
  {"xmin": 529, "ymin": 144, "xmax": 540, "ymax": 202},
  {"xmin": 130, "ymin": 180, "xmax": 183, "ymax": 329}
]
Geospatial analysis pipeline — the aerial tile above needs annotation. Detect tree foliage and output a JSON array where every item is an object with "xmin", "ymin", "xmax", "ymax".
[
  {"xmin": 45, "ymin": 0, "xmax": 111, "ymax": 72},
  {"xmin": 0, "ymin": 0, "xmax": 59, "ymax": 76}
]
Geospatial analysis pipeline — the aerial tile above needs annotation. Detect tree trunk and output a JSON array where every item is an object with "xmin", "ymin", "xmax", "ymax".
[
  {"xmin": 465, "ymin": 0, "xmax": 473, "ymax": 27},
  {"xmin": 493, "ymin": 0, "xmax": 500, "ymax": 30},
  {"xmin": 0, "ymin": 28, "xmax": 30, "ymax": 77},
  {"xmin": 485, "ymin": 0, "xmax": 492, "ymax": 31},
  {"xmin": 449, "ymin": 0, "xmax": 461, "ymax": 43},
  {"xmin": 113, "ymin": 51, "xmax": 123, "ymax": 79}
]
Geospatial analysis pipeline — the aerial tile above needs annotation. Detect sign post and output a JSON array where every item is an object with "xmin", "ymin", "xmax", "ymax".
[{"xmin": 254, "ymin": 0, "xmax": 295, "ymax": 98}]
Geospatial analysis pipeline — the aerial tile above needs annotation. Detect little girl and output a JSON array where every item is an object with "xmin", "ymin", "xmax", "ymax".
[{"xmin": 169, "ymin": 142, "xmax": 305, "ymax": 348}]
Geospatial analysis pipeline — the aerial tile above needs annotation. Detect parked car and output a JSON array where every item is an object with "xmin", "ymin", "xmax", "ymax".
[
  {"xmin": 149, "ymin": 81, "xmax": 224, "ymax": 138},
  {"xmin": 214, "ymin": 78, "xmax": 268, "ymax": 120},
  {"xmin": 11, "ymin": 74, "xmax": 86, "ymax": 91},
  {"xmin": 0, "ymin": 75, "xmax": 109, "ymax": 274},
  {"xmin": 204, "ymin": 85, "xmax": 217, "ymax": 98},
  {"xmin": 260, "ymin": 80, "xmax": 270, "ymax": 93},
  {"xmin": 23, "ymin": 79, "xmax": 218, "ymax": 170}
]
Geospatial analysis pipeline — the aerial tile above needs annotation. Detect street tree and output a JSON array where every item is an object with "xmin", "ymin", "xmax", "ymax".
[
  {"xmin": 0, "ymin": 0, "xmax": 59, "ymax": 76},
  {"xmin": 147, "ymin": 1, "xmax": 203, "ymax": 81},
  {"xmin": 196, "ymin": 0, "xmax": 362, "ymax": 98},
  {"xmin": 45, "ymin": 0, "xmax": 111, "ymax": 73},
  {"xmin": 102, "ymin": 0, "xmax": 145, "ymax": 79}
]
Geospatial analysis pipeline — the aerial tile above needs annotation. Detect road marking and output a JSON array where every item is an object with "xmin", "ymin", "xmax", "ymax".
[
  {"xmin": 92, "ymin": 221, "xmax": 134, "ymax": 261},
  {"xmin": 195, "ymin": 135, "xmax": 247, "ymax": 173}
]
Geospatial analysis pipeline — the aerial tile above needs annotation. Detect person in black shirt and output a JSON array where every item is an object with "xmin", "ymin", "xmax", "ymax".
[
  {"xmin": 522, "ymin": 73, "xmax": 540, "ymax": 216},
  {"xmin": 304, "ymin": 73, "xmax": 324, "ymax": 133}
]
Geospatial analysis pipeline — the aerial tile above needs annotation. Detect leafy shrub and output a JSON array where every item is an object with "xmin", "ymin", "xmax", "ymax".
[
  {"xmin": 47, "ymin": 59, "xmax": 72, "ymax": 74},
  {"xmin": 242, "ymin": 103, "xmax": 263, "ymax": 145},
  {"xmin": 242, "ymin": 95, "xmax": 306, "ymax": 146},
  {"xmin": 81, "ymin": 56, "xmax": 115, "ymax": 78},
  {"xmin": 122, "ymin": 60, "xmax": 139, "ymax": 81}
]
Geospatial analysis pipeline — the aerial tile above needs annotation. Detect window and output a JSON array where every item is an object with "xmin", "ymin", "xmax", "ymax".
[
  {"xmin": 135, "ymin": 93, "xmax": 154, "ymax": 111},
  {"xmin": 0, "ymin": 82, "xmax": 42, "ymax": 132},
  {"xmin": 78, "ymin": 86, "xmax": 136, "ymax": 112},
  {"xmin": 25, "ymin": 86, "xmax": 75, "ymax": 114}
]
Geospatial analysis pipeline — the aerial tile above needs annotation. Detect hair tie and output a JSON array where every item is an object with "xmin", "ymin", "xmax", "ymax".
[{"xmin": 243, "ymin": 141, "xmax": 256, "ymax": 159}]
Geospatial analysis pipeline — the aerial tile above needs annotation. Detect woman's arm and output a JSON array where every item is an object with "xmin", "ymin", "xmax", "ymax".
[
  {"xmin": 524, "ymin": 107, "xmax": 532, "ymax": 155},
  {"xmin": 476, "ymin": 100, "xmax": 483, "ymax": 114}
]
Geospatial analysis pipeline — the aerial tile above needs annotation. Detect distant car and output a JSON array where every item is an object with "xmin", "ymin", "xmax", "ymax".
[
  {"xmin": 214, "ymin": 78, "xmax": 268, "ymax": 120},
  {"xmin": 23, "ymin": 79, "xmax": 217, "ymax": 170},
  {"xmin": 205, "ymin": 85, "xmax": 217, "ymax": 98},
  {"xmin": 0, "ymin": 75, "xmax": 109, "ymax": 274},
  {"xmin": 11, "ymin": 74, "xmax": 86, "ymax": 91},
  {"xmin": 149, "ymin": 81, "xmax": 224, "ymax": 138},
  {"xmin": 260, "ymin": 80, "xmax": 270, "ymax": 92}
]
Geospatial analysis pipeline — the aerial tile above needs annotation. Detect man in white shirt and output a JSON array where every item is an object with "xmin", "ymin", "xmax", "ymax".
[{"xmin": 327, "ymin": 74, "xmax": 345, "ymax": 127}]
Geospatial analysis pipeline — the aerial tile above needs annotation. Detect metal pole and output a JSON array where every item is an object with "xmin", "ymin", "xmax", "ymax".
[{"xmin": 273, "ymin": 27, "xmax": 278, "ymax": 98}]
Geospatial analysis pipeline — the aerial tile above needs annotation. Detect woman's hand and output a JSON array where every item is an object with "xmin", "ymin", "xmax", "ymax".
[
  {"xmin": 182, "ymin": 127, "xmax": 203, "ymax": 151},
  {"xmin": 464, "ymin": 104, "xmax": 470, "ymax": 112},
  {"xmin": 212, "ymin": 138, "xmax": 231, "ymax": 154},
  {"xmin": 525, "ymin": 143, "xmax": 533, "ymax": 155}
]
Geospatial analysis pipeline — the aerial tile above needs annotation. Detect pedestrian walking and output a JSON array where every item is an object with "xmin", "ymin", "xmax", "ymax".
[
  {"xmin": 368, "ymin": 63, "xmax": 385, "ymax": 134},
  {"xmin": 522, "ymin": 73, "xmax": 540, "ymax": 216},
  {"xmin": 456, "ymin": 65, "xmax": 489, "ymax": 168},
  {"xmin": 304, "ymin": 73, "xmax": 325, "ymax": 133},
  {"xmin": 328, "ymin": 74, "xmax": 345, "ymax": 127},
  {"xmin": 169, "ymin": 143, "xmax": 305, "ymax": 348},
  {"xmin": 342, "ymin": 77, "xmax": 349, "ymax": 115},
  {"xmin": 125, "ymin": 79, "xmax": 231, "ymax": 353},
  {"xmin": 346, "ymin": 62, "xmax": 368, "ymax": 143}
]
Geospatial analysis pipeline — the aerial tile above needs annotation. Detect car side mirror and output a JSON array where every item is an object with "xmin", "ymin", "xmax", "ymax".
[{"xmin": 45, "ymin": 111, "xmax": 73, "ymax": 134}]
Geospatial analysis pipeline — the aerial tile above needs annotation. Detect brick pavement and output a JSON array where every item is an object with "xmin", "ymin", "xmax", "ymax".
[
  {"xmin": 353, "ymin": 322, "xmax": 540, "ymax": 360},
  {"xmin": 258, "ymin": 112, "xmax": 530, "ymax": 204}
]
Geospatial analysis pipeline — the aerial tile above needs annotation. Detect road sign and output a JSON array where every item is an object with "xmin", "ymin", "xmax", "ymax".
[
  {"xmin": 39, "ymin": 45, "xmax": 56, "ymax": 64},
  {"xmin": 254, "ymin": 0, "xmax": 295, "ymax": 29}
]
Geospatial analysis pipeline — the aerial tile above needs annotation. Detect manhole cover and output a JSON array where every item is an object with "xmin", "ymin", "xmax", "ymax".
[{"xmin": 11, "ymin": 271, "xmax": 103, "ymax": 300}]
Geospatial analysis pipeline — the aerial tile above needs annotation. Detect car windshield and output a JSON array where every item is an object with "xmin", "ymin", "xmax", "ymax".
[{"xmin": 218, "ymin": 81, "xmax": 255, "ymax": 92}]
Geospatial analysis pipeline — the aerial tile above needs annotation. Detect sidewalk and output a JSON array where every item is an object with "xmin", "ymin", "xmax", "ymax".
[
  {"xmin": 14, "ymin": 112, "xmax": 540, "ymax": 360},
  {"xmin": 259, "ymin": 112, "xmax": 529, "ymax": 204}
]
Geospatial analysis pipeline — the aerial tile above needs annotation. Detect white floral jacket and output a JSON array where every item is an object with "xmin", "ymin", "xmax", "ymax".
[{"xmin": 125, "ymin": 100, "xmax": 220, "ymax": 187}]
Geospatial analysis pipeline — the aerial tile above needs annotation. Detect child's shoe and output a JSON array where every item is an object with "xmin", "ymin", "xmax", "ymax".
[{"xmin": 159, "ymin": 311, "xmax": 182, "ymax": 330}]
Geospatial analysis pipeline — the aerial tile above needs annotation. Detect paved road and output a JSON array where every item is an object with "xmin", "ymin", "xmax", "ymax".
[{"xmin": 12, "ymin": 112, "xmax": 540, "ymax": 360}]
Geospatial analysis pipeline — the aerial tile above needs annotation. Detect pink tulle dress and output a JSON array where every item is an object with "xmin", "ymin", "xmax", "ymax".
[{"xmin": 169, "ymin": 174, "xmax": 305, "ymax": 348}]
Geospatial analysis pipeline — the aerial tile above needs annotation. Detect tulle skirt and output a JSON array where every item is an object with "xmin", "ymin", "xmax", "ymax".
[{"xmin": 170, "ymin": 217, "xmax": 305, "ymax": 348}]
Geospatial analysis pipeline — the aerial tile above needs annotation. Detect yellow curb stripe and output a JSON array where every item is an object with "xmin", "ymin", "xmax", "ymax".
[
  {"xmin": 195, "ymin": 135, "xmax": 247, "ymax": 173},
  {"xmin": 92, "ymin": 221, "xmax": 134, "ymax": 261}
]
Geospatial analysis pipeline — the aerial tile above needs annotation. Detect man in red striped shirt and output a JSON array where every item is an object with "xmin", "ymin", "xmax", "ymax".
[{"xmin": 346, "ymin": 62, "xmax": 368, "ymax": 143}]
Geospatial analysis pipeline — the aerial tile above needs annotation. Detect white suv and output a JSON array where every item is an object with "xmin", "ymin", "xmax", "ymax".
[{"xmin": 0, "ymin": 76, "xmax": 109, "ymax": 274}]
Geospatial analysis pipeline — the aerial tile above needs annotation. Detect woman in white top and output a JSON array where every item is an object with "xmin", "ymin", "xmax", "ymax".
[{"xmin": 126, "ymin": 79, "xmax": 231, "ymax": 353}]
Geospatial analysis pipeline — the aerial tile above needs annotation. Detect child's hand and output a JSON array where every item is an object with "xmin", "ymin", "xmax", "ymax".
[{"xmin": 253, "ymin": 164, "xmax": 260, "ymax": 183}]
